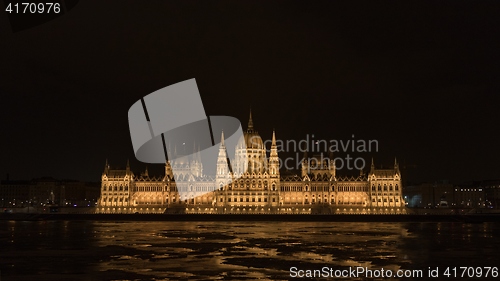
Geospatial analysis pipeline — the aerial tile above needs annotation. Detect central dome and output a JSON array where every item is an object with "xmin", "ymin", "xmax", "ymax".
[
  {"xmin": 241, "ymin": 131, "xmax": 264, "ymax": 149},
  {"xmin": 233, "ymin": 110, "xmax": 268, "ymax": 174}
]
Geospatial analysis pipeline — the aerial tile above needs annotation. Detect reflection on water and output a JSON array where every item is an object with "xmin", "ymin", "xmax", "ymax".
[{"xmin": 1, "ymin": 221, "xmax": 499, "ymax": 280}]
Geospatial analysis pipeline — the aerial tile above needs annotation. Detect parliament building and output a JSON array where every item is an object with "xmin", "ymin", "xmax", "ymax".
[{"xmin": 97, "ymin": 112, "xmax": 406, "ymax": 214}]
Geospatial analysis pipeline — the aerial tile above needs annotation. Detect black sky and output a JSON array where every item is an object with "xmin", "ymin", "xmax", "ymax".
[{"xmin": 1, "ymin": 0, "xmax": 499, "ymax": 184}]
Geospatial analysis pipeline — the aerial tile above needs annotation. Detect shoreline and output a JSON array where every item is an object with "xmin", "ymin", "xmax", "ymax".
[{"xmin": 2, "ymin": 213, "xmax": 500, "ymax": 222}]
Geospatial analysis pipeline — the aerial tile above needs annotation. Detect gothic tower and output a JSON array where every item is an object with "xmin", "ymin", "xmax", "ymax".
[
  {"xmin": 269, "ymin": 130, "xmax": 280, "ymax": 178},
  {"xmin": 216, "ymin": 131, "xmax": 231, "ymax": 190}
]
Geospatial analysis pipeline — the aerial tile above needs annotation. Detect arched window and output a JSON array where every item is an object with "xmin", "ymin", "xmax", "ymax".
[{"xmin": 383, "ymin": 185, "xmax": 387, "ymax": 191}]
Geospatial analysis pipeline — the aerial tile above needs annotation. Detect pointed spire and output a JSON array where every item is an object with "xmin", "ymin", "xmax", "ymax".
[
  {"xmin": 125, "ymin": 159, "xmax": 130, "ymax": 175},
  {"xmin": 394, "ymin": 157, "xmax": 400, "ymax": 173},
  {"xmin": 218, "ymin": 131, "xmax": 228, "ymax": 158},
  {"xmin": 217, "ymin": 130, "xmax": 229, "ymax": 177},
  {"xmin": 247, "ymin": 109, "xmax": 254, "ymax": 131},
  {"xmin": 268, "ymin": 129, "xmax": 279, "ymax": 176},
  {"xmin": 197, "ymin": 143, "xmax": 201, "ymax": 163},
  {"xmin": 270, "ymin": 130, "xmax": 279, "ymax": 158},
  {"xmin": 104, "ymin": 159, "xmax": 109, "ymax": 174}
]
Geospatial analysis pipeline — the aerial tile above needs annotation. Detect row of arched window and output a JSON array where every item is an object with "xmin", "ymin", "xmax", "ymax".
[
  {"xmin": 337, "ymin": 186, "xmax": 368, "ymax": 192},
  {"xmin": 101, "ymin": 197, "xmax": 128, "ymax": 203},
  {"xmin": 102, "ymin": 185, "xmax": 128, "ymax": 191},
  {"xmin": 279, "ymin": 185, "xmax": 371, "ymax": 192},
  {"xmin": 372, "ymin": 198, "xmax": 400, "ymax": 203},
  {"xmin": 371, "ymin": 184, "xmax": 399, "ymax": 191},
  {"xmin": 136, "ymin": 186, "xmax": 162, "ymax": 192}
]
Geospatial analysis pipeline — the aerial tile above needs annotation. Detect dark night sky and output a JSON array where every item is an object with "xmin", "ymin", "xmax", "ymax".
[{"xmin": 1, "ymin": 1, "xmax": 499, "ymax": 184}]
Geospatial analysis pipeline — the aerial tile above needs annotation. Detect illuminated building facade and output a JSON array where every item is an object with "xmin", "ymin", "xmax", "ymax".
[{"xmin": 97, "ymin": 112, "xmax": 406, "ymax": 214}]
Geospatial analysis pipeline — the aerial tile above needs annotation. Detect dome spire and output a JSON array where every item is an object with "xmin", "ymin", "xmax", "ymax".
[{"xmin": 247, "ymin": 108, "xmax": 254, "ymax": 131}]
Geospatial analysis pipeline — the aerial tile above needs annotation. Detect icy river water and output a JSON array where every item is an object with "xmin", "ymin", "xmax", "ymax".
[{"xmin": 1, "ymin": 221, "xmax": 499, "ymax": 280}]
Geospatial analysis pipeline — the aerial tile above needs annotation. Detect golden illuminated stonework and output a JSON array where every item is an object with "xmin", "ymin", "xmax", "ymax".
[{"xmin": 98, "ymin": 112, "xmax": 405, "ymax": 214}]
